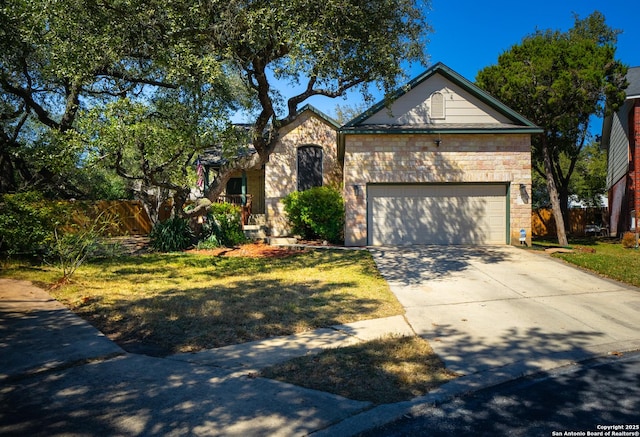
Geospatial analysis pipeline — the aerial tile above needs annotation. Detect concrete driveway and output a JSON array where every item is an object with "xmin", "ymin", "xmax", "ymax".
[{"xmin": 370, "ymin": 246, "xmax": 640, "ymax": 377}]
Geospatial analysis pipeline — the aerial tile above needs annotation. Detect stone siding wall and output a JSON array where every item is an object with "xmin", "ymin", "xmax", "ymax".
[
  {"xmin": 265, "ymin": 111, "xmax": 340, "ymax": 236},
  {"xmin": 343, "ymin": 133, "xmax": 532, "ymax": 246}
]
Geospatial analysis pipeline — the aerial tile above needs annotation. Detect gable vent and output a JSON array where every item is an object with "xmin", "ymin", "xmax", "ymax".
[{"xmin": 430, "ymin": 91, "xmax": 445, "ymax": 119}]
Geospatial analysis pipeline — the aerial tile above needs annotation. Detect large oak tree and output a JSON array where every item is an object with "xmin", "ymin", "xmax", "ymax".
[
  {"xmin": 183, "ymin": 0, "xmax": 430, "ymax": 206},
  {"xmin": 476, "ymin": 12, "xmax": 627, "ymax": 245},
  {"xmin": 1, "ymin": 0, "xmax": 431, "ymax": 217},
  {"xmin": 0, "ymin": 0, "xmax": 185, "ymax": 196}
]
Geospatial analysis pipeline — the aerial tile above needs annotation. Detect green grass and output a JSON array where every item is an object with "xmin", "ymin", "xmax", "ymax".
[
  {"xmin": 1, "ymin": 249, "xmax": 403, "ymax": 354},
  {"xmin": 536, "ymin": 239, "xmax": 640, "ymax": 287},
  {"xmin": 261, "ymin": 335, "xmax": 458, "ymax": 405}
]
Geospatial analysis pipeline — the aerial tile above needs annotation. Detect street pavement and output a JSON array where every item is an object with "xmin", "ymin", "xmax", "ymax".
[
  {"xmin": 1, "ymin": 245, "xmax": 640, "ymax": 436},
  {"xmin": 360, "ymin": 351, "xmax": 640, "ymax": 436}
]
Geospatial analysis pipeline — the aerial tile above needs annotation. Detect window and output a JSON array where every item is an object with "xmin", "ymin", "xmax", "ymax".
[
  {"xmin": 226, "ymin": 178, "xmax": 243, "ymax": 195},
  {"xmin": 297, "ymin": 145, "xmax": 323, "ymax": 191},
  {"xmin": 430, "ymin": 91, "xmax": 445, "ymax": 119}
]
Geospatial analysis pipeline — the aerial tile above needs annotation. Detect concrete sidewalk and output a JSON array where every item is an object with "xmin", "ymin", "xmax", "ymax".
[{"xmin": 0, "ymin": 279, "xmax": 413, "ymax": 436}]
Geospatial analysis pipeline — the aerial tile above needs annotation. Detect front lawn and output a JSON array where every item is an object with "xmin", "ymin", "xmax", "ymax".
[
  {"xmin": 537, "ymin": 239, "xmax": 640, "ymax": 287},
  {"xmin": 261, "ymin": 335, "xmax": 458, "ymax": 404},
  {"xmin": 1, "ymin": 249, "xmax": 403, "ymax": 355}
]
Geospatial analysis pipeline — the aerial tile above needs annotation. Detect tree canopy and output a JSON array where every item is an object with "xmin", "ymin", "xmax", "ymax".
[
  {"xmin": 1, "ymin": 0, "xmax": 431, "ymax": 217},
  {"xmin": 476, "ymin": 11, "xmax": 627, "ymax": 245}
]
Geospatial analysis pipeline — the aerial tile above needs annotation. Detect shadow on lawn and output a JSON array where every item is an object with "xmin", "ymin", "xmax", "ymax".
[
  {"xmin": 105, "ymin": 248, "xmax": 381, "ymax": 278},
  {"xmin": 102, "ymin": 280, "xmax": 382, "ymax": 354}
]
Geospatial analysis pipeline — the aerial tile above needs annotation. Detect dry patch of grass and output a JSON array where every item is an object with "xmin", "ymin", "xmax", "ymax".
[
  {"xmin": 1, "ymin": 249, "xmax": 403, "ymax": 354},
  {"xmin": 261, "ymin": 335, "xmax": 458, "ymax": 405}
]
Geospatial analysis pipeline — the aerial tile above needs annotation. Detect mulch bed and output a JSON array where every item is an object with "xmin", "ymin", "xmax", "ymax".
[
  {"xmin": 185, "ymin": 242, "xmax": 306, "ymax": 258},
  {"xmin": 111, "ymin": 237, "xmax": 341, "ymax": 258}
]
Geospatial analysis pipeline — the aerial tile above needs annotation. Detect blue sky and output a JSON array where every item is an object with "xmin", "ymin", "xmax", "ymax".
[{"xmin": 285, "ymin": 0, "xmax": 640, "ymax": 128}]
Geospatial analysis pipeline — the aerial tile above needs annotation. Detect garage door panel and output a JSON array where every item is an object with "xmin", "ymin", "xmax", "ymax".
[{"xmin": 368, "ymin": 184, "xmax": 507, "ymax": 245}]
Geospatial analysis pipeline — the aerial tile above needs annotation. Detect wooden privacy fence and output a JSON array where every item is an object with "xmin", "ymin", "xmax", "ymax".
[
  {"xmin": 65, "ymin": 202, "xmax": 608, "ymax": 238},
  {"xmin": 532, "ymin": 208, "xmax": 608, "ymax": 237},
  {"xmin": 65, "ymin": 197, "xmax": 247, "ymax": 235},
  {"xmin": 67, "ymin": 200, "xmax": 152, "ymax": 236}
]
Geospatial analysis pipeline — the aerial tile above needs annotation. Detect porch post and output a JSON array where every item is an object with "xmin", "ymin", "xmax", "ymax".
[{"xmin": 242, "ymin": 170, "xmax": 247, "ymax": 206}]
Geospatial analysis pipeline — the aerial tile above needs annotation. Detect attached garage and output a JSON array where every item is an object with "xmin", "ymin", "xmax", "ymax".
[
  {"xmin": 340, "ymin": 63, "xmax": 540, "ymax": 247},
  {"xmin": 367, "ymin": 184, "xmax": 508, "ymax": 245}
]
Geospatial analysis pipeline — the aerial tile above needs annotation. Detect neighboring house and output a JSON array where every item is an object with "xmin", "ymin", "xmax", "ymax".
[
  {"xmin": 341, "ymin": 62, "xmax": 540, "ymax": 246},
  {"xmin": 602, "ymin": 66, "xmax": 640, "ymax": 237},
  {"xmin": 199, "ymin": 105, "xmax": 341, "ymax": 237}
]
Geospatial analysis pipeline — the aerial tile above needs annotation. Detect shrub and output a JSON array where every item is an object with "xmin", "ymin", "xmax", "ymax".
[
  {"xmin": 621, "ymin": 231, "xmax": 638, "ymax": 248},
  {"xmin": 150, "ymin": 217, "xmax": 194, "ymax": 252},
  {"xmin": 47, "ymin": 217, "xmax": 112, "ymax": 282},
  {"xmin": 283, "ymin": 186, "xmax": 344, "ymax": 243},
  {"xmin": 200, "ymin": 203, "xmax": 246, "ymax": 247},
  {"xmin": 0, "ymin": 192, "xmax": 67, "ymax": 256}
]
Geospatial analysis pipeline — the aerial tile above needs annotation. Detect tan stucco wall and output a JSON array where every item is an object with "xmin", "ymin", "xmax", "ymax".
[
  {"xmin": 265, "ymin": 111, "xmax": 341, "ymax": 236},
  {"xmin": 224, "ymin": 169, "xmax": 265, "ymax": 214},
  {"xmin": 343, "ymin": 133, "xmax": 532, "ymax": 246}
]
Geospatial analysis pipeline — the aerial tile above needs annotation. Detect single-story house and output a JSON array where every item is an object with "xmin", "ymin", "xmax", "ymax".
[
  {"xmin": 601, "ymin": 66, "xmax": 640, "ymax": 237},
  {"xmin": 341, "ymin": 62, "xmax": 540, "ymax": 246},
  {"xmin": 202, "ymin": 63, "xmax": 540, "ymax": 246}
]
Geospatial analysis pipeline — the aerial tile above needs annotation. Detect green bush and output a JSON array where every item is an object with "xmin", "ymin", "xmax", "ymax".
[
  {"xmin": 200, "ymin": 203, "xmax": 246, "ymax": 247},
  {"xmin": 0, "ymin": 192, "xmax": 67, "ymax": 256},
  {"xmin": 150, "ymin": 217, "xmax": 194, "ymax": 252},
  {"xmin": 283, "ymin": 186, "xmax": 344, "ymax": 243}
]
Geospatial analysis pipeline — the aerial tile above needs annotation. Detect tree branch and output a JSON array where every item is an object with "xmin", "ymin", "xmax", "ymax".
[
  {"xmin": 96, "ymin": 68, "xmax": 178, "ymax": 89},
  {"xmin": 112, "ymin": 148, "xmax": 141, "ymax": 181},
  {"xmin": 0, "ymin": 77, "xmax": 60, "ymax": 130},
  {"xmin": 60, "ymin": 79, "xmax": 83, "ymax": 132},
  {"xmin": 284, "ymin": 75, "xmax": 368, "ymax": 123}
]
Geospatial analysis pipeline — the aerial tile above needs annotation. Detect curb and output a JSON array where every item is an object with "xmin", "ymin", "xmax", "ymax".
[{"xmin": 312, "ymin": 341, "xmax": 640, "ymax": 436}]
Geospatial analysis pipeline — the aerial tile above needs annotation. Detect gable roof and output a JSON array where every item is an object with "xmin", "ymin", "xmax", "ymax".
[
  {"xmin": 295, "ymin": 104, "xmax": 341, "ymax": 129},
  {"xmin": 601, "ymin": 66, "xmax": 640, "ymax": 150},
  {"xmin": 341, "ymin": 62, "xmax": 541, "ymax": 134},
  {"xmin": 198, "ymin": 105, "xmax": 339, "ymax": 167}
]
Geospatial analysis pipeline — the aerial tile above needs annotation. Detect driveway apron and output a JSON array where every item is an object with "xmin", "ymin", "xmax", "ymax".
[{"xmin": 369, "ymin": 246, "xmax": 640, "ymax": 376}]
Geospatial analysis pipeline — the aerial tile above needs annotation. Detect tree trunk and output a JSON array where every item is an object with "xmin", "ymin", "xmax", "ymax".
[
  {"xmin": 542, "ymin": 143, "xmax": 569, "ymax": 246},
  {"xmin": 135, "ymin": 185, "xmax": 170, "ymax": 226},
  {"xmin": 558, "ymin": 185, "xmax": 570, "ymax": 235}
]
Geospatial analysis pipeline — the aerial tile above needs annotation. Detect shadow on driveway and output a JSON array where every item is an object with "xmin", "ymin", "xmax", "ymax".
[{"xmin": 369, "ymin": 245, "xmax": 510, "ymax": 285}]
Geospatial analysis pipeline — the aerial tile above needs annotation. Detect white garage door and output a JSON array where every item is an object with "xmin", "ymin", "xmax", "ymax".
[{"xmin": 367, "ymin": 184, "xmax": 508, "ymax": 245}]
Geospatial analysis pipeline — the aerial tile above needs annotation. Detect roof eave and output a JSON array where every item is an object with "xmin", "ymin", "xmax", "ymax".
[{"xmin": 340, "ymin": 127, "xmax": 543, "ymax": 135}]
